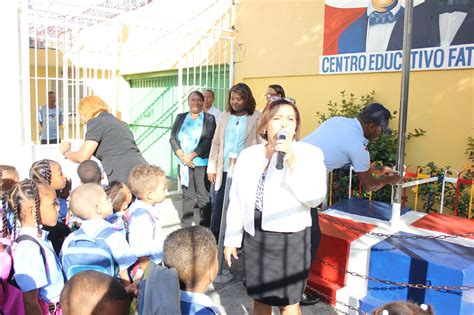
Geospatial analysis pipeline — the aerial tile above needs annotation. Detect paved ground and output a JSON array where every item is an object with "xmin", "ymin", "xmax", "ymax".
[{"xmin": 161, "ymin": 194, "xmax": 339, "ymax": 315}]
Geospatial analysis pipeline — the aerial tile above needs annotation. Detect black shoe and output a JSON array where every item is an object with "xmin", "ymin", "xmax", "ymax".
[{"xmin": 300, "ymin": 292, "xmax": 320, "ymax": 306}]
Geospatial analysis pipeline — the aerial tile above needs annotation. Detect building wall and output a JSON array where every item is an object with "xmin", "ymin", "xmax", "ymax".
[{"xmin": 233, "ymin": 0, "xmax": 473, "ymax": 171}]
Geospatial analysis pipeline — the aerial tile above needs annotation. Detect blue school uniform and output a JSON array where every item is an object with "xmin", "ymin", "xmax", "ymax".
[
  {"xmin": 180, "ymin": 291, "xmax": 221, "ymax": 315},
  {"xmin": 13, "ymin": 227, "xmax": 65, "ymax": 303},
  {"xmin": 127, "ymin": 199, "xmax": 164, "ymax": 263},
  {"xmin": 61, "ymin": 219, "xmax": 136, "ymax": 272},
  {"xmin": 105, "ymin": 212, "xmax": 127, "ymax": 236},
  {"xmin": 57, "ymin": 198, "xmax": 68, "ymax": 222}
]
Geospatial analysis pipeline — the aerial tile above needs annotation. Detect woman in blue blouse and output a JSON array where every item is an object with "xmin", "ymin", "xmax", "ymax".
[
  {"xmin": 207, "ymin": 83, "xmax": 263, "ymax": 239},
  {"xmin": 170, "ymin": 91, "xmax": 216, "ymax": 227}
]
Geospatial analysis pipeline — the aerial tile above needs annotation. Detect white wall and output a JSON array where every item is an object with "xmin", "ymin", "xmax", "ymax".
[{"xmin": 0, "ymin": 0, "xmax": 33, "ymax": 179}]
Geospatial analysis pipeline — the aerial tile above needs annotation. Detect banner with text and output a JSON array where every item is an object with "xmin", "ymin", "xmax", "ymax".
[
  {"xmin": 320, "ymin": 44, "xmax": 474, "ymax": 74},
  {"xmin": 321, "ymin": 0, "xmax": 474, "ymax": 74}
]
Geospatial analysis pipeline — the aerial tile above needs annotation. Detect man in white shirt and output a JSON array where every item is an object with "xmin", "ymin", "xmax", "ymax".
[
  {"xmin": 203, "ymin": 90, "xmax": 221, "ymax": 123},
  {"xmin": 300, "ymin": 103, "xmax": 400, "ymax": 306},
  {"xmin": 303, "ymin": 102, "xmax": 400, "ymax": 191},
  {"xmin": 38, "ymin": 91, "xmax": 63, "ymax": 144}
]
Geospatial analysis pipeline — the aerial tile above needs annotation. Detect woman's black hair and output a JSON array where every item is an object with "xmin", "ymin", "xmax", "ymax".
[
  {"xmin": 268, "ymin": 84, "xmax": 285, "ymax": 97},
  {"xmin": 204, "ymin": 89, "xmax": 215, "ymax": 98},
  {"xmin": 188, "ymin": 91, "xmax": 204, "ymax": 101},
  {"xmin": 225, "ymin": 83, "xmax": 256, "ymax": 115}
]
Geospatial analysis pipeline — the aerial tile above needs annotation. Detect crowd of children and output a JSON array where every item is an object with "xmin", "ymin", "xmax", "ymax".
[
  {"xmin": 0, "ymin": 88, "xmax": 437, "ymax": 315},
  {"xmin": 0, "ymin": 159, "xmax": 224, "ymax": 315}
]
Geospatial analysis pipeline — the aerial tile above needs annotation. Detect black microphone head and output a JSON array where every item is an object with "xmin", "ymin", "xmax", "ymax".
[{"xmin": 277, "ymin": 129, "xmax": 288, "ymax": 140}]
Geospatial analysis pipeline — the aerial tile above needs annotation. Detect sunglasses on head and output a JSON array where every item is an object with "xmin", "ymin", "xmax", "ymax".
[{"xmin": 268, "ymin": 96, "xmax": 296, "ymax": 105}]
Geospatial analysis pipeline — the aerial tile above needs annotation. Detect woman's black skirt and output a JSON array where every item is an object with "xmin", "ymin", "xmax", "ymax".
[{"xmin": 243, "ymin": 210, "xmax": 311, "ymax": 306}]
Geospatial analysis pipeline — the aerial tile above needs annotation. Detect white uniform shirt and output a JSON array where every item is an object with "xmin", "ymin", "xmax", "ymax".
[
  {"xmin": 13, "ymin": 227, "xmax": 65, "ymax": 303},
  {"xmin": 127, "ymin": 199, "xmax": 165, "ymax": 263},
  {"xmin": 206, "ymin": 106, "xmax": 221, "ymax": 123},
  {"xmin": 302, "ymin": 117, "xmax": 370, "ymax": 173}
]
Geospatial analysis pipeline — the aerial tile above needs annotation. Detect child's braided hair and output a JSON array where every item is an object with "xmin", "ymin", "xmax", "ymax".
[
  {"xmin": 30, "ymin": 159, "xmax": 53, "ymax": 185},
  {"xmin": 8, "ymin": 180, "xmax": 43, "ymax": 239}
]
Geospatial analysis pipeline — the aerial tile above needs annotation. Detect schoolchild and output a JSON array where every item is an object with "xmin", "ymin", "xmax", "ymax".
[
  {"xmin": 372, "ymin": 301, "xmax": 434, "ymax": 315},
  {"xmin": 127, "ymin": 165, "xmax": 167, "ymax": 272},
  {"xmin": 61, "ymin": 183, "xmax": 136, "ymax": 285},
  {"xmin": 0, "ymin": 165, "xmax": 19, "ymax": 233},
  {"xmin": 164, "ymin": 226, "xmax": 221, "ymax": 315},
  {"xmin": 0, "ymin": 165, "xmax": 19, "ymax": 195},
  {"xmin": 7, "ymin": 180, "xmax": 65, "ymax": 314},
  {"xmin": 60, "ymin": 270, "xmax": 130, "ymax": 315},
  {"xmin": 77, "ymin": 160, "xmax": 102, "ymax": 185},
  {"xmin": 105, "ymin": 181, "xmax": 132, "ymax": 234},
  {"xmin": 29, "ymin": 159, "xmax": 71, "ymax": 255}
]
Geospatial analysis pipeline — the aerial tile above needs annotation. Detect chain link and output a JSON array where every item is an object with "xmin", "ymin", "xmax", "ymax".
[
  {"xmin": 305, "ymin": 285, "xmax": 367, "ymax": 315},
  {"xmin": 310, "ymin": 214, "xmax": 473, "ymax": 311},
  {"xmin": 367, "ymin": 242, "xmax": 473, "ymax": 258},
  {"xmin": 317, "ymin": 258, "xmax": 474, "ymax": 291},
  {"xmin": 320, "ymin": 214, "xmax": 474, "ymax": 240}
]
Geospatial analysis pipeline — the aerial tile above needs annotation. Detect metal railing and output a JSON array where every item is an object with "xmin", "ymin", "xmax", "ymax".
[{"xmin": 331, "ymin": 165, "xmax": 473, "ymax": 218}]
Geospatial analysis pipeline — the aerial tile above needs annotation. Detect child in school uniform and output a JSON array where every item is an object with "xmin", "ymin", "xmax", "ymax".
[
  {"xmin": 0, "ymin": 164, "xmax": 19, "ymax": 233},
  {"xmin": 60, "ymin": 270, "xmax": 130, "ymax": 315},
  {"xmin": 105, "ymin": 181, "xmax": 132, "ymax": 235},
  {"xmin": 0, "ymin": 165, "xmax": 19, "ymax": 195},
  {"xmin": 30, "ymin": 159, "xmax": 71, "ymax": 255},
  {"xmin": 8, "ymin": 180, "xmax": 65, "ymax": 314},
  {"xmin": 77, "ymin": 160, "xmax": 102, "ymax": 185},
  {"xmin": 127, "ymin": 164, "xmax": 169, "ymax": 277},
  {"xmin": 164, "ymin": 226, "xmax": 221, "ymax": 315},
  {"xmin": 61, "ymin": 183, "xmax": 136, "ymax": 286}
]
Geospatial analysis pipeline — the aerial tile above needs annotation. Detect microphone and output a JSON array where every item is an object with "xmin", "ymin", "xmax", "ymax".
[{"xmin": 276, "ymin": 129, "xmax": 288, "ymax": 170}]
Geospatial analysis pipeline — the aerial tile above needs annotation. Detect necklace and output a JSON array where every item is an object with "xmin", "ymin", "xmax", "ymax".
[{"xmin": 235, "ymin": 114, "xmax": 246, "ymax": 126}]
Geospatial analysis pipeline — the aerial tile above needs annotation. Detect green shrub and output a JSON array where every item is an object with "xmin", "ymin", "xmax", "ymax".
[
  {"xmin": 318, "ymin": 94, "xmax": 472, "ymax": 218},
  {"xmin": 317, "ymin": 91, "xmax": 425, "ymax": 205}
]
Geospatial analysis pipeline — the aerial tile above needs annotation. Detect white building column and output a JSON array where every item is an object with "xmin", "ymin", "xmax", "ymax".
[{"xmin": 0, "ymin": 0, "xmax": 33, "ymax": 178}]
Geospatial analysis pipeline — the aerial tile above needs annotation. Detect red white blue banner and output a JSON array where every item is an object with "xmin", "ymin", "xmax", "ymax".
[{"xmin": 320, "ymin": 0, "xmax": 474, "ymax": 74}]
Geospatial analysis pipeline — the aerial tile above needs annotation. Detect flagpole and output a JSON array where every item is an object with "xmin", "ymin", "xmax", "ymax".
[{"xmin": 392, "ymin": 0, "xmax": 414, "ymax": 224}]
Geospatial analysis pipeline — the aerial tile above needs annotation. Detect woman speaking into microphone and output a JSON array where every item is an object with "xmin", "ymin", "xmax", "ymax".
[{"xmin": 224, "ymin": 96, "xmax": 327, "ymax": 315}]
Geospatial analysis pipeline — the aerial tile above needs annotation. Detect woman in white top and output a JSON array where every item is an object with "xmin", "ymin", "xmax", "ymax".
[{"xmin": 224, "ymin": 96, "xmax": 327, "ymax": 315}]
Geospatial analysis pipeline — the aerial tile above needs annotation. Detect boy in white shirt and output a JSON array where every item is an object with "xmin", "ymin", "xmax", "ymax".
[
  {"xmin": 164, "ymin": 226, "xmax": 221, "ymax": 315},
  {"xmin": 127, "ymin": 164, "xmax": 167, "ymax": 274},
  {"xmin": 61, "ymin": 183, "xmax": 136, "ymax": 286}
]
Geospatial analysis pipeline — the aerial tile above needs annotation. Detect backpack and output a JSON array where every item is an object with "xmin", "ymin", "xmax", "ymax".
[
  {"xmin": 60, "ymin": 227, "xmax": 116, "ymax": 280},
  {"xmin": 0, "ymin": 235, "xmax": 45, "ymax": 284},
  {"xmin": 130, "ymin": 263, "xmax": 181, "ymax": 315},
  {"xmin": 105, "ymin": 213, "xmax": 127, "ymax": 236},
  {"xmin": 2, "ymin": 235, "xmax": 59, "ymax": 315},
  {"xmin": 0, "ymin": 237, "xmax": 13, "ymax": 282}
]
